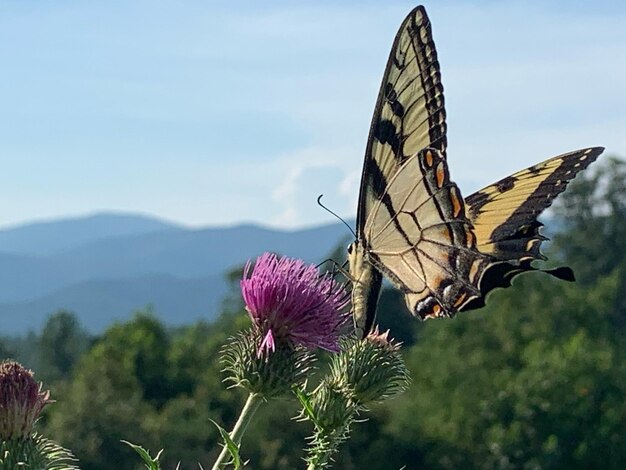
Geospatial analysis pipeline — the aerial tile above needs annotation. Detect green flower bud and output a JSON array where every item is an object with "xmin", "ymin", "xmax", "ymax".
[
  {"xmin": 330, "ymin": 328, "xmax": 410, "ymax": 407},
  {"xmin": 221, "ymin": 328, "xmax": 316, "ymax": 398},
  {"xmin": 309, "ymin": 379, "xmax": 357, "ymax": 433}
]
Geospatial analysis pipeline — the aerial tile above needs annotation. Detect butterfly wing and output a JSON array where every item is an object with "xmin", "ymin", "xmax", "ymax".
[
  {"xmin": 364, "ymin": 146, "xmax": 604, "ymax": 320},
  {"xmin": 461, "ymin": 146, "xmax": 605, "ymax": 310},
  {"xmin": 357, "ymin": 5, "xmax": 446, "ymax": 234},
  {"xmin": 351, "ymin": 5, "xmax": 604, "ymax": 335},
  {"xmin": 365, "ymin": 148, "xmax": 489, "ymax": 319},
  {"xmin": 351, "ymin": 6, "xmax": 447, "ymax": 334}
]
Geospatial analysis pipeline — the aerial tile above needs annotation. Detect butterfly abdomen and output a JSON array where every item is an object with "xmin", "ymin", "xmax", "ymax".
[{"xmin": 348, "ymin": 241, "xmax": 383, "ymax": 339}]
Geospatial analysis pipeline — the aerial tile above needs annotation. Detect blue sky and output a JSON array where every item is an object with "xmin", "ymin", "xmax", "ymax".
[{"xmin": 0, "ymin": 1, "xmax": 624, "ymax": 230}]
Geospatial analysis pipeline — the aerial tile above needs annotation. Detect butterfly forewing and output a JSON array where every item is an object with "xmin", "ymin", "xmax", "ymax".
[
  {"xmin": 460, "ymin": 146, "xmax": 604, "ymax": 310},
  {"xmin": 357, "ymin": 6, "xmax": 446, "ymax": 232},
  {"xmin": 466, "ymin": 147, "xmax": 603, "ymax": 256}
]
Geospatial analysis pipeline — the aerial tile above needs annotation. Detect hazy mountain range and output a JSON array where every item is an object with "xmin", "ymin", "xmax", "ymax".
[{"xmin": 0, "ymin": 213, "xmax": 350, "ymax": 334}]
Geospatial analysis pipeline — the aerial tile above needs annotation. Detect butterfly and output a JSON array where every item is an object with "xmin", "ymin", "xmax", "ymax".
[{"xmin": 348, "ymin": 5, "xmax": 604, "ymax": 338}]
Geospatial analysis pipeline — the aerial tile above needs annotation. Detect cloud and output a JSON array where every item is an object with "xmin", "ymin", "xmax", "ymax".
[{"xmin": 270, "ymin": 145, "xmax": 362, "ymax": 227}]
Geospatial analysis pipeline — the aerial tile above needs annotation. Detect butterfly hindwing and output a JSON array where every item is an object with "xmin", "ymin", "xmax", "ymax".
[{"xmin": 365, "ymin": 148, "xmax": 487, "ymax": 319}]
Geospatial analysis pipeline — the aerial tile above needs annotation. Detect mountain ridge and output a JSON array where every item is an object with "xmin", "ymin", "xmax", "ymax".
[
  {"xmin": 0, "ymin": 212, "xmax": 350, "ymax": 334},
  {"xmin": 0, "ymin": 212, "xmax": 184, "ymax": 256}
]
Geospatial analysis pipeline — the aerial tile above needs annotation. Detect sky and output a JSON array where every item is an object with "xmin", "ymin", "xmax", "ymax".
[{"xmin": 0, "ymin": 0, "xmax": 625, "ymax": 230}]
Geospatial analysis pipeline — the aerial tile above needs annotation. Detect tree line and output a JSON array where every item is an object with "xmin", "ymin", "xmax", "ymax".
[{"xmin": 1, "ymin": 157, "xmax": 625, "ymax": 469}]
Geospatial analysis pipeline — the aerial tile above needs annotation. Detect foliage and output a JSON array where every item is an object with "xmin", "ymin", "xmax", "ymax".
[
  {"xmin": 122, "ymin": 441, "xmax": 163, "ymax": 470},
  {"xmin": 37, "ymin": 311, "xmax": 92, "ymax": 383},
  {"xmin": 553, "ymin": 155, "xmax": 626, "ymax": 284},
  {"xmin": 5, "ymin": 156, "xmax": 623, "ymax": 468},
  {"xmin": 0, "ymin": 339, "xmax": 10, "ymax": 360}
]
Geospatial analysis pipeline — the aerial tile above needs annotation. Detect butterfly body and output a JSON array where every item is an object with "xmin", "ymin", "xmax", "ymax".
[
  {"xmin": 348, "ymin": 240, "xmax": 381, "ymax": 339},
  {"xmin": 350, "ymin": 5, "xmax": 604, "ymax": 338}
]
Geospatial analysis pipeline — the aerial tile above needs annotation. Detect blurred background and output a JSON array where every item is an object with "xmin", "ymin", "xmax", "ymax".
[{"xmin": 0, "ymin": 1, "xmax": 625, "ymax": 468}]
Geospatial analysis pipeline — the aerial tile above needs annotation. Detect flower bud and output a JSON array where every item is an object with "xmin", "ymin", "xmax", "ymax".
[
  {"xmin": 221, "ymin": 328, "xmax": 315, "ymax": 398},
  {"xmin": 0, "ymin": 361, "xmax": 78, "ymax": 469},
  {"xmin": 0, "ymin": 361, "xmax": 50, "ymax": 440},
  {"xmin": 330, "ymin": 328, "xmax": 410, "ymax": 407}
]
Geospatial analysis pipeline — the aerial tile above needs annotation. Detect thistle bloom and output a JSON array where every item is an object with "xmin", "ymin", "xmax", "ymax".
[
  {"xmin": 0, "ymin": 361, "xmax": 79, "ymax": 469},
  {"xmin": 241, "ymin": 253, "xmax": 349, "ymax": 355},
  {"xmin": 214, "ymin": 254, "xmax": 348, "ymax": 470},
  {"xmin": 0, "ymin": 361, "xmax": 51, "ymax": 440}
]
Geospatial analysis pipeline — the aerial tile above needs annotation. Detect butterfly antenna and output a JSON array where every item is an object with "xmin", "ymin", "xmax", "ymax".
[
  {"xmin": 317, "ymin": 194, "xmax": 357, "ymax": 238},
  {"xmin": 316, "ymin": 258, "xmax": 354, "ymax": 281},
  {"xmin": 297, "ymin": 262, "xmax": 351, "ymax": 318}
]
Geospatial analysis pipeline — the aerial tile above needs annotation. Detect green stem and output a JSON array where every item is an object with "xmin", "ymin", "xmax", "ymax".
[
  {"xmin": 305, "ymin": 426, "xmax": 345, "ymax": 470},
  {"xmin": 307, "ymin": 451, "xmax": 331, "ymax": 470},
  {"xmin": 211, "ymin": 393, "xmax": 263, "ymax": 470}
]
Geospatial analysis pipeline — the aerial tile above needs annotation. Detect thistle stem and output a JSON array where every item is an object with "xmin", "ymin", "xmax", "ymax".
[
  {"xmin": 211, "ymin": 393, "xmax": 263, "ymax": 470},
  {"xmin": 306, "ymin": 451, "xmax": 332, "ymax": 470},
  {"xmin": 305, "ymin": 426, "xmax": 345, "ymax": 470}
]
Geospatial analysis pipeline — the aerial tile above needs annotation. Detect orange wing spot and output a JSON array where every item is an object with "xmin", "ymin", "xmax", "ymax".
[
  {"xmin": 422, "ymin": 301, "xmax": 444, "ymax": 320},
  {"xmin": 425, "ymin": 150, "xmax": 433, "ymax": 167},
  {"xmin": 465, "ymin": 230, "xmax": 476, "ymax": 248},
  {"xmin": 453, "ymin": 292, "xmax": 468, "ymax": 308},
  {"xmin": 450, "ymin": 188, "xmax": 462, "ymax": 217},
  {"xmin": 436, "ymin": 163, "xmax": 446, "ymax": 188},
  {"xmin": 431, "ymin": 275, "xmax": 444, "ymax": 289}
]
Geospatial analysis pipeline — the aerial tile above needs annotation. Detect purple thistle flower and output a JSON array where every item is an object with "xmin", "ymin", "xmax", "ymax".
[{"xmin": 241, "ymin": 253, "xmax": 349, "ymax": 355}]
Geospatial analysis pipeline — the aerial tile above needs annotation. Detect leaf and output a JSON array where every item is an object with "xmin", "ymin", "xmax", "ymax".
[
  {"xmin": 292, "ymin": 385, "xmax": 319, "ymax": 426},
  {"xmin": 209, "ymin": 419, "xmax": 242, "ymax": 469},
  {"xmin": 121, "ymin": 440, "xmax": 162, "ymax": 470}
]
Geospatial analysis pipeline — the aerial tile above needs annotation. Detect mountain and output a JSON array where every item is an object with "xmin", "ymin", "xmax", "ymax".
[
  {"xmin": 0, "ymin": 212, "xmax": 183, "ymax": 256},
  {"xmin": 0, "ymin": 212, "xmax": 351, "ymax": 334},
  {"xmin": 0, "ymin": 273, "xmax": 228, "ymax": 333},
  {"xmin": 55, "ymin": 223, "xmax": 352, "ymax": 279}
]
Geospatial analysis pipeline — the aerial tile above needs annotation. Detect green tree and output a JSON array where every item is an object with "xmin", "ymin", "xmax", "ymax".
[
  {"xmin": 37, "ymin": 310, "xmax": 91, "ymax": 383},
  {"xmin": 43, "ymin": 307, "xmax": 253, "ymax": 469},
  {"xmin": 377, "ymin": 272, "xmax": 626, "ymax": 469},
  {"xmin": 376, "ymin": 287, "xmax": 419, "ymax": 346},
  {"xmin": 554, "ymin": 156, "xmax": 626, "ymax": 284},
  {"xmin": 150, "ymin": 315, "xmax": 245, "ymax": 468},
  {"xmin": 44, "ymin": 310, "xmax": 167, "ymax": 469},
  {"xmin": 0, "ymin": 338, "xmax": 11, "ymax": 359},
  {"xmin": 373, "ymin": 156, "xmax": 626, "ymax": 469}
]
